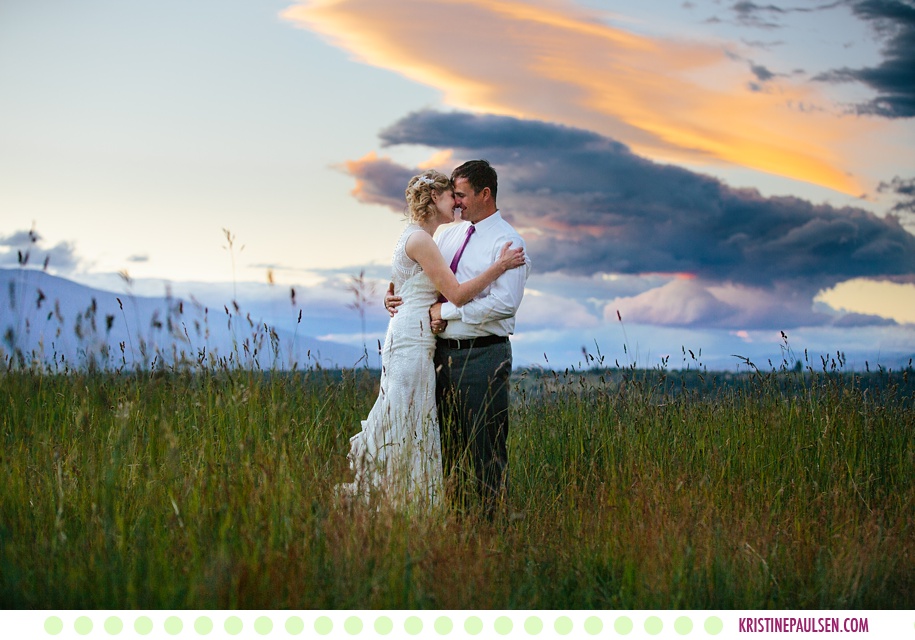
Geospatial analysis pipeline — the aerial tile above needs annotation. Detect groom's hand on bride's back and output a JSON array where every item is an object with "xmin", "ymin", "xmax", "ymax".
[{"xmin": 384, "ymin": 282, "xmax": 403, "ymax": 317}]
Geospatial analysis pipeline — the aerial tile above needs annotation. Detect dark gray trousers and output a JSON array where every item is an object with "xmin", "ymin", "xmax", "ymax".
[{"xmin": 434, "ymin": 339, "xmax": 512, "ymax": 515}]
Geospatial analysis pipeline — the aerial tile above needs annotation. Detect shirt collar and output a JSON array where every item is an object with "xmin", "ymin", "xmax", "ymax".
[{"xmin": 470, "ymin": 210, "xmax": 502, "ymax": 233}]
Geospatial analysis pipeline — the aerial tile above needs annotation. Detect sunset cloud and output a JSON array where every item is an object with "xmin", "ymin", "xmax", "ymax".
[
  {"xmin": 373, "ymin": 110, "xmax": 915, "ymax": 286},
  {"xmin": 339, "ymin": 152, "xmax": 415, "ymax": 212},
  {"xmin": 342, "ymin": 109, "xmax": 915, "ymax": 328},
  {"xmin": 284, "ymin": 0, "xmax": 877, "ymax": 194}
]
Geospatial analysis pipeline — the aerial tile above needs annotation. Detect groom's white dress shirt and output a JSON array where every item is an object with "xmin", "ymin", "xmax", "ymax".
[{"xmin": 435, "ymin": 211, "xmax": 530, "ymax": 340}]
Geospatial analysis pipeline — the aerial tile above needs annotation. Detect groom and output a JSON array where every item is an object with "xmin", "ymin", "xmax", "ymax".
[{"xmin": 387, "ymin": 160, "xmax": 530, "ymax": 517}]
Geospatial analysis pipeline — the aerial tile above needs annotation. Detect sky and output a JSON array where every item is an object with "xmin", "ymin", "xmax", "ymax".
[{"xmin": 2, "ymin": 0, "xmax": 914, "ymax": 370}]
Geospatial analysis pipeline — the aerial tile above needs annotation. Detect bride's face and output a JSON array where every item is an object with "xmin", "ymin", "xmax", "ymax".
[{"xmin": 432, "ymin": 189, "xmax": 457, "ymax": 224}]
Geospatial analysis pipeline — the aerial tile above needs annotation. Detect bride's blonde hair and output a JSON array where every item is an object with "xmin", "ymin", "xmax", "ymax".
[{"xmin": 405, "ymin": 170, "xmax": 451, "ymax": 223}]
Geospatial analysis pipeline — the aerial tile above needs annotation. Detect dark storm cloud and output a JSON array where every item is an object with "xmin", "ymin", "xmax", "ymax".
[
  {"xmin": 380, "ymin": 111, "xmax": 615, "ymax": 155},
  {"xmin": 815, "ymin": 0, "xmax": 915, "ymax": 118},
  {"xmin": 878, "ymin": 176, "xmax": 915, "ymax": 221},
  {"xmin": 372, "ymin": 110, "xmax": 915, "ymax": 292}
]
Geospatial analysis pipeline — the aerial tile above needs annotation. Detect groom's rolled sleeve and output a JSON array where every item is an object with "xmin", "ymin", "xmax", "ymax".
[{"xmin": 441, "ymin": 257, "xmax": 530, "ymax": 326}]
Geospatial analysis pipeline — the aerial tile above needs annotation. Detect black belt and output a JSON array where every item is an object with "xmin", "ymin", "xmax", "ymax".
[{"xmin": 438, "ymin": 335, "xmax": 509, "ymax": 350}]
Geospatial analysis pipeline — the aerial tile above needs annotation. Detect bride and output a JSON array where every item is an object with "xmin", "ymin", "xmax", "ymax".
[{"xmin": 340, "ymin": 170, "xmax": 526, "ymax": 505}]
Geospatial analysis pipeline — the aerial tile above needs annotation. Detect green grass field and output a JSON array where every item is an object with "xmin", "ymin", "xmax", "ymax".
[{"xmin": 2, "ymin": 360, "xmax": 912, "ymax": 609}]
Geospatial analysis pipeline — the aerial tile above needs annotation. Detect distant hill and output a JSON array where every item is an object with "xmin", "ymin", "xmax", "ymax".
[{"xmin": 0, "ymin": 268, "xmax": 364, "ymax": 370}]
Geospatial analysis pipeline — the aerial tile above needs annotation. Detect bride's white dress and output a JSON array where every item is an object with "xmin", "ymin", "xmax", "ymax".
[{"xmin": 341, "ymin": 225, "xmax": 443, "ymax": 504}]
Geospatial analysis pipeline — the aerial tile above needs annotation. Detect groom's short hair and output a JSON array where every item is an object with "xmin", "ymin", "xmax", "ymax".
[{"xmin": 452, "ymin": 160, "xmax": 498, "ymax": 202}]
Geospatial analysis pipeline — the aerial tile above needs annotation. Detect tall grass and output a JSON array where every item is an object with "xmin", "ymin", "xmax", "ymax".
[
  {"xmin": 510, "ymin": 365, "xmax": 914, "ymax": 608},
  {"xmin": 1, "ymin": 361, "xmax": 912, "ymax": 609}
]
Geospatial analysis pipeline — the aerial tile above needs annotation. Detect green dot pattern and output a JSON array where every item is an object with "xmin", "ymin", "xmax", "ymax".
[
  {"xmin": 255, "ymin": 616, "xmax": 274, "ymax": 635},
  {"xmin": 374, "ymin": 617, "xmax": 393, "ymax": 635},
  {"xmin": 194, "ymin": 616, "xmax": 213, "ymax": 635},
  {"xmin": 30, "ymin": 614, "xmax": 747, "ymax": 638},
  {"xmin": 44, "ymin": 617, "xmax": 63, "ymax": 635},
  {"xmin": 675, "ymin": 616, "xmax": 694, "ymax": 635},
  {"xmin": 705, "ymin": 616, "xmax": 724, "ymax": 635},
  {"xmin": 434, "ymin": 616, "xmax": 453, "ymax": 635},
  {"xmin": 314, "ymin": 616, "xmax": 333, "ymax": 636},
  {"xmin": 74, "ymin": 617, "xmax": 93, "ymax": 636},
  {"xmin": 615, "ymin": 616, "xmax": 634, "ymax": 635},
  {"xmin": 344, "ymin": 616, "xmax": 363, "ymax": 635},
  {"xmin": 404, "ymin": 616, "xmax": 423, "ymax": 635},
  {"xmin": 524, "ymin": 616, "xmax": 543, "ymax": 635},
  {"xmin": 645, "ymin": 616, "xmax": 664, "ymax": 635},
  {"xmin": 225, "ymin": 616, "xmax": 243, "ymax": 636},
  {"xmin": 464, "ymin": 616, "xmax": 483, "ymax": 635},
  {"xmin": 286, "ymin": 616, "xmax": 305, "ymax": 635},
  {"xmin": 164, "ymin": 616, "xmax": 183, "ymax": 636},
  {"xmin": 24, "ymin": 612, "xmax": 915, "ymax": 640},
  {"xmin": 134, "ymin": 617, "xmax": 153, "ymax": 635},
  {"xmin": 104, "ymin": 616, "xmax": 123, "ymax": 635}
]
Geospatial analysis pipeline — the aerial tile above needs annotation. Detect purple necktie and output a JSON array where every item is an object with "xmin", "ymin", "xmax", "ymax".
[{"xmin": 439, "ymin": 224, "xmax": 475, "ymax": 303}]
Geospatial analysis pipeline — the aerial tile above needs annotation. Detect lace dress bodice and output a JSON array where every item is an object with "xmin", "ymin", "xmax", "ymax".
[
  {"xmin": 389, "ymin": 225, "xmax": 439, "ymax": 327},
  {"xmin": 391, "ymin": 224, "xmax": 425, "ymax": 291}
]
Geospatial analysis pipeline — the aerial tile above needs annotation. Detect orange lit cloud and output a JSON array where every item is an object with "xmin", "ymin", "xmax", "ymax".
[
  {"xmin": 340, "ymin": 151, "xmax": 413, "ymax": 210},
  {"xmin": 283, "ymin": 0, "xmax": 875, "ymax": 195},
  {"xmin": 418, "ymin": 149, "xmax": 455, "ymax": 171}
]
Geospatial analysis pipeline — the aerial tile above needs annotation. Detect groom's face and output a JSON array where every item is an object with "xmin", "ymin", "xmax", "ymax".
[{"xmin": 453, "ymin": 177, "xmax": 484, "ymax": 223}]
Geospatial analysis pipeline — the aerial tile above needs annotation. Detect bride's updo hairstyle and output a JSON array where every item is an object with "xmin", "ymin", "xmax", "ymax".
[{"xmin": 405, "ymin": 170, "xmax": 451, "ymax": 223}]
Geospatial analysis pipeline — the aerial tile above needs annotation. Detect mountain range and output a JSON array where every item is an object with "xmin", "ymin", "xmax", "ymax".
[{"xmin": 1, "ymin": 268, "xmax": 365, "ymax": 371}]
